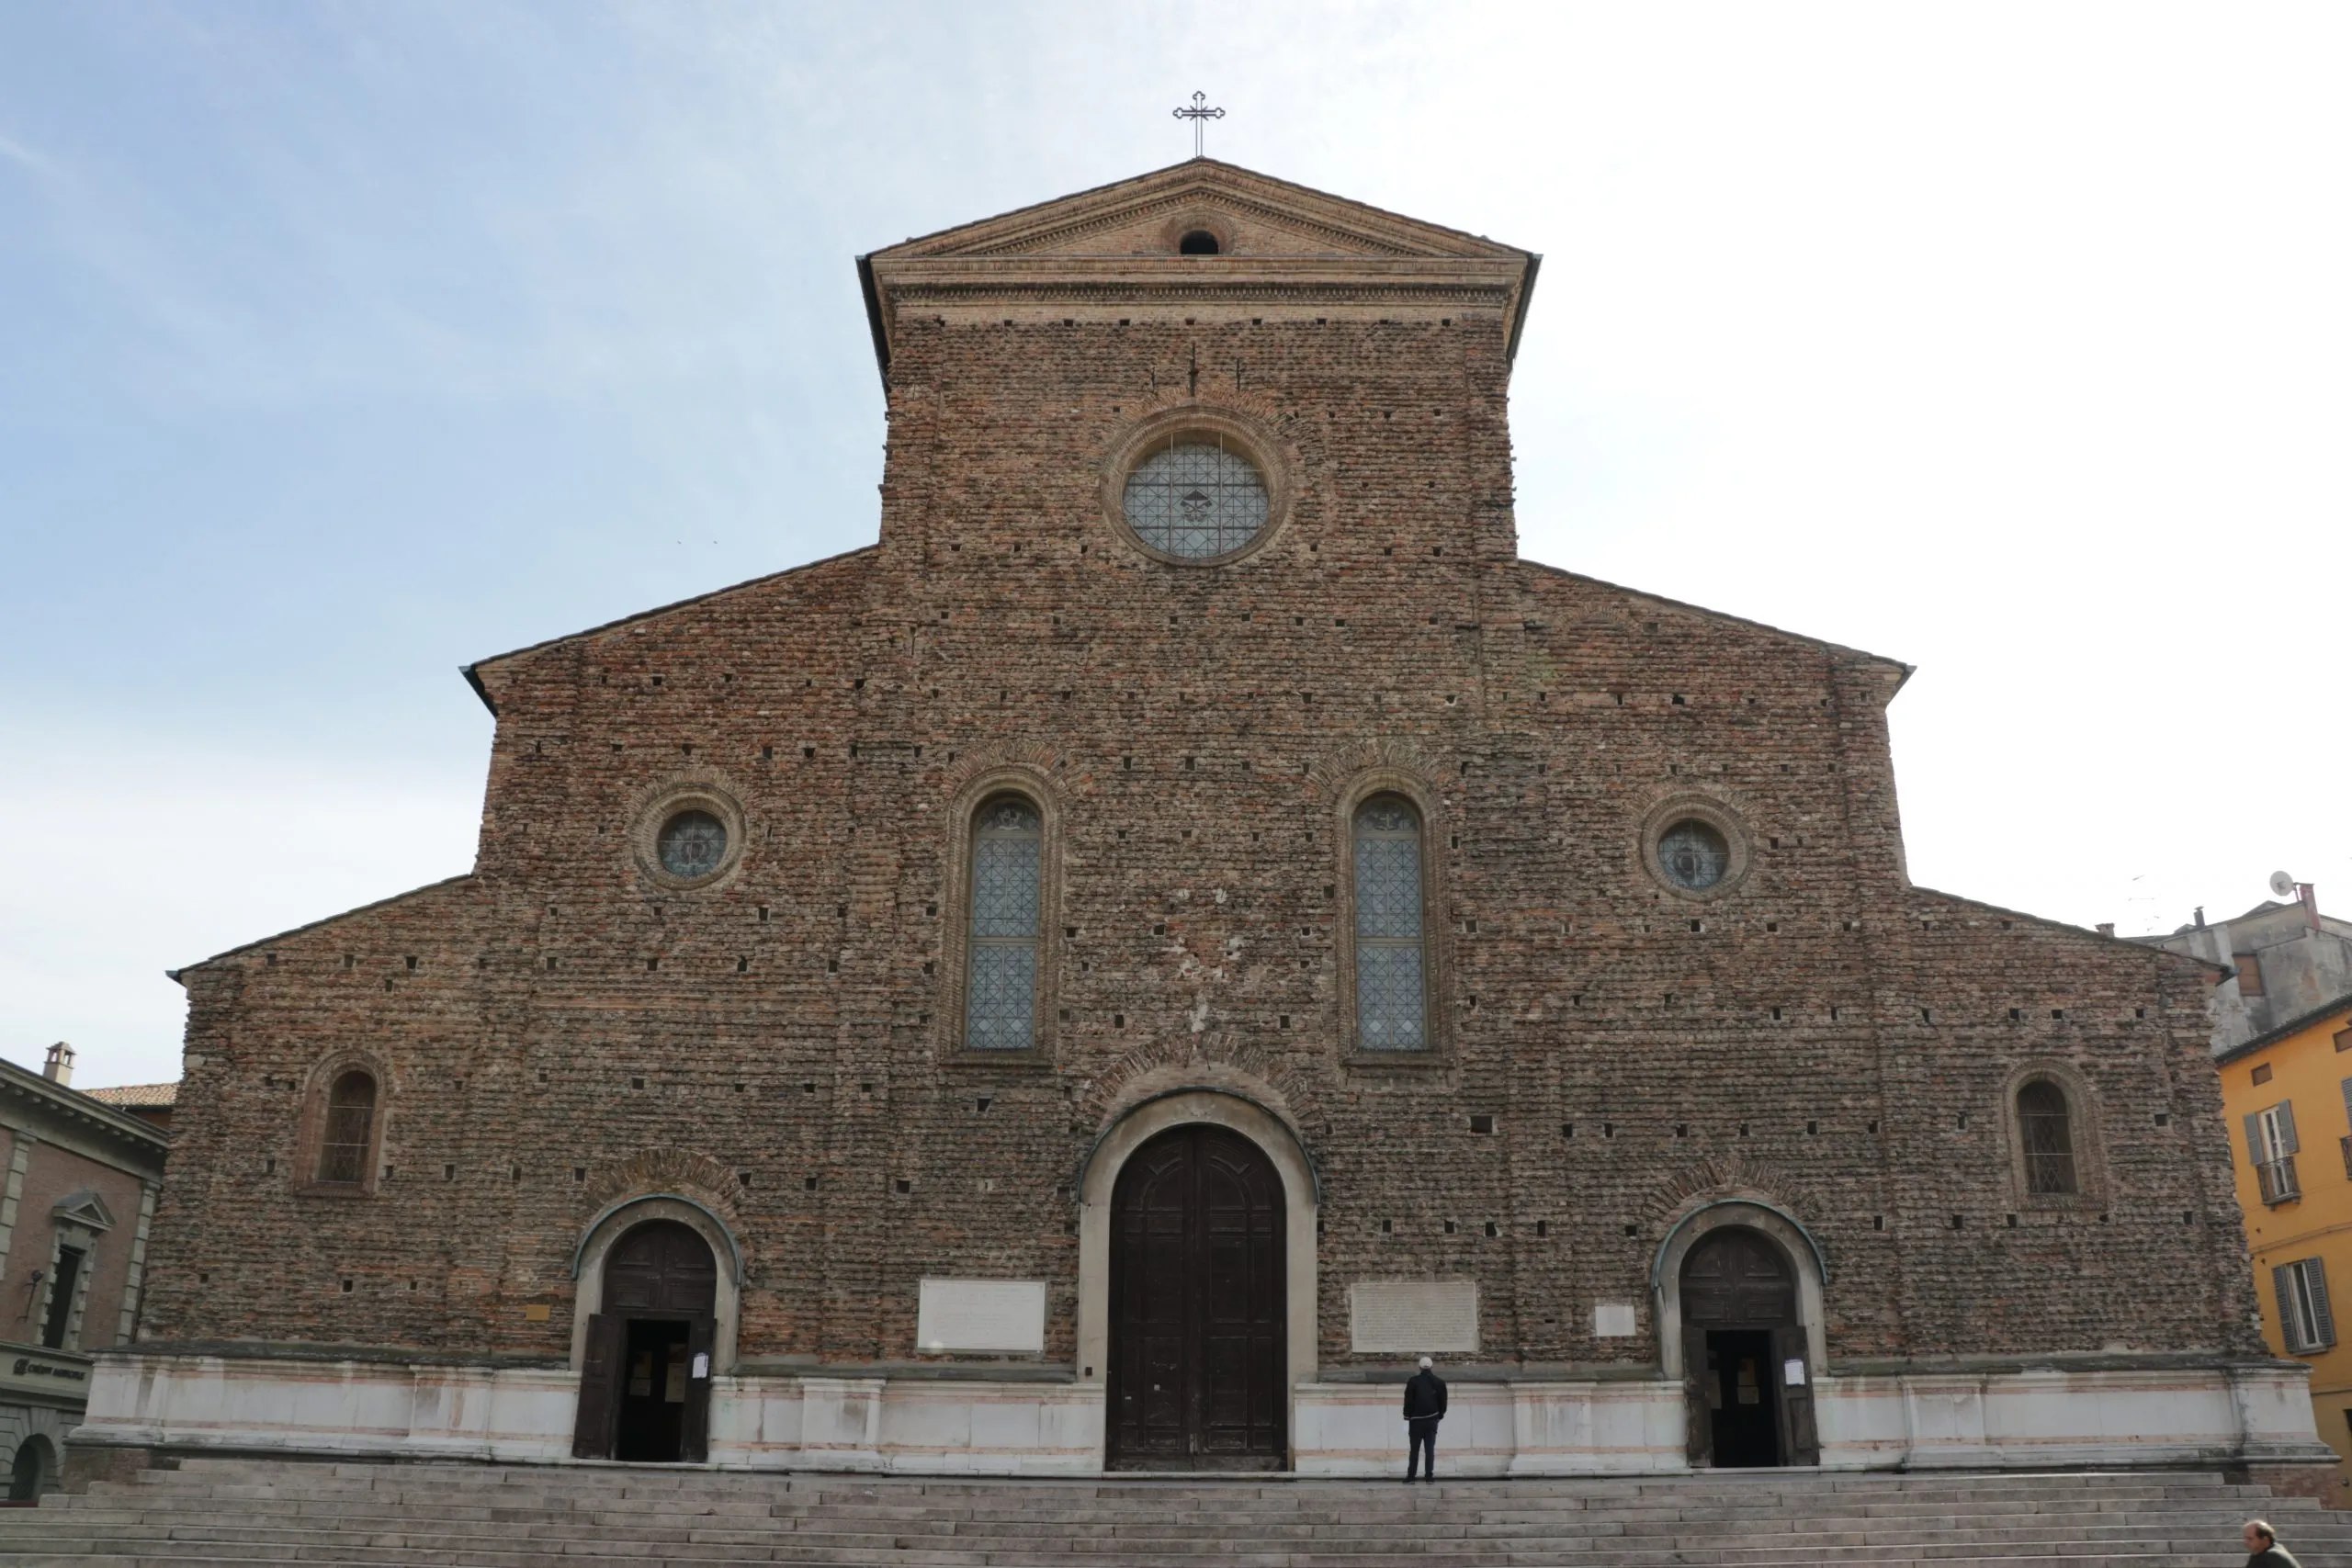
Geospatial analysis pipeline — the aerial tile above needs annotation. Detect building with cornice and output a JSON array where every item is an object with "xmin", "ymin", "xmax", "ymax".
[
  {"xmin": 0, "ymin": 1045, "xmax": 169, "ymax": 1499},
  {"xmin": 80, "ymin": 161, "xmax": 2331, "ymax": 1484}
]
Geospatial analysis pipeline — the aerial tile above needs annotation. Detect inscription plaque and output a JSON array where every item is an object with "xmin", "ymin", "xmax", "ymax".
[
  {"xmin": 1349, "ymin": 1279, "xmax": 1479, "ymax": 1354},
  {"xmin": 1592, "ymin": 1301, "xmax": 1638, "ymax": 1338},
  {"xmin": 917, "ymin": 1279, "xmax": 1047, "ymax": 1353}
]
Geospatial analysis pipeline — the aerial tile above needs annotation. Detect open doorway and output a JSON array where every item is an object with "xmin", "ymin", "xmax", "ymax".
[
  {"xmin": 1678, "ymin": 1226, "xmax": 1818, "ymax": 1468},
  {"xmin": 571, "ymin": 1220, "xmax": 717, "ymax": 1462}
]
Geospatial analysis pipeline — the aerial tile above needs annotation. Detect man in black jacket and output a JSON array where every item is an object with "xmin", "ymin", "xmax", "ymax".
[{"xmin": 1402, "ymin": 1356, "xmax": 1447, "ymax": 1482}]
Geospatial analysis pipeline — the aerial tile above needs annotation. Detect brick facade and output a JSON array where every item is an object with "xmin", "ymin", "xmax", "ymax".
[{"xmin": 139, "ymin": 161, "xmax": 2264, "ymax": 1393}]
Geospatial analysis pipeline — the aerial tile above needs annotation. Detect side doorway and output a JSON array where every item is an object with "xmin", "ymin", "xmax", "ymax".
[
  {"xmin": 1679, "ymin": 1226, "xmax": 1818, "ymax": 1469},
  {"xmin": 572, "ymin": 1219, "xmax": 718, "ymax": 1462}
]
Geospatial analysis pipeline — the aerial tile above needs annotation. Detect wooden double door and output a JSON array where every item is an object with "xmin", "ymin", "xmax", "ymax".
[
  {"xmin": 572, "ymin": 1220, "xmax": 718, "ymax": 1463},
  {"xmin": 1679, "ymin": 1226, "xmax": 1818, "ymax": 1468},
  {"xmin": 1108, "ymin": 1124, "xmax": 1287, "ymax": 1469}
]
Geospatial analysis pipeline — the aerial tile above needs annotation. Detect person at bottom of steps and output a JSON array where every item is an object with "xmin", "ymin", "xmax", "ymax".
[
  {"xmin": 2246, "ymin": 1517, "xmax": 2303, "ymax": 1566},
  {"xmin": 1403, "ymin": 1355, "xmax": 1447, "ymax": 1483}
]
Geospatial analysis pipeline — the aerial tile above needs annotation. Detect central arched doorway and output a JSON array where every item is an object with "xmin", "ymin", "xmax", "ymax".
[
  {"xmin": 1679, "ymin": 1226, "xmax": 1817, "ymax": 1468},
  {"xmin": 1108, "ymin": 1123, "xmax": 1286, "ymax": 1469},
  {"xmin": 571, "ymin": 1219, "xmax": 718, "ymax": 1462}
]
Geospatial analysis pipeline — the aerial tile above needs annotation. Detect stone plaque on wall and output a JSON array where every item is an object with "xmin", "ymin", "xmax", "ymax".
[
  {"xmin": 916, "ymin": 1279, "xmax": 1046, "ymax": 1353},
  {"xmin": 1349, "ymin": 1280, "xmax": 1479, "ymax": 1354}
]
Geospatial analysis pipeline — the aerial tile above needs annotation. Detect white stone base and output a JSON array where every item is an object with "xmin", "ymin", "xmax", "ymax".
[{"xmin": 74, "ymin": 1354, "xmax": 2334, "ymax": 1476}]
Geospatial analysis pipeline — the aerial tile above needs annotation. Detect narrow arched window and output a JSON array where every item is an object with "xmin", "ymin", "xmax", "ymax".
[
  {"xmin": 1353, "ymin": 795, "xmax": 1428, "ymax": 1050},
  {"xmin": 2018, "ymin": 1079, "xmax": 2078, "ymax": 1195},
  {"xmin": 317, "ymin": 1070, "xmax": 378, "ymax": 1186},
  {"xmin": 966, "ymin": 797, "xmax": 1042, "ymax": 1050}
]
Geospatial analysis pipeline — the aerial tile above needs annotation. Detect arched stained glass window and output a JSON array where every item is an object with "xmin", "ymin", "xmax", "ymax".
[
  {"xmin": 317, "ymin": 1069, "xmax": 378, "ymax": 1186},
  {"xmin": 966, "ymin": 798, "xmax": 1042, "ymax": 1051},
  {"xmin": 1122, "ymin": 439, "xmax": 1270, "ymax": 559},
  {"xmin": 1353, "ymin": 795, "xmax": 1428, "ymax": 1051},
  {"xmin": 2018, "ymin": 1079, "xmax": 2078, "ymax": 1195}
]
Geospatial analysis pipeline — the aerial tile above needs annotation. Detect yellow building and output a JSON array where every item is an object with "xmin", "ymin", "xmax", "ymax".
[{"xmin": 2223, "ymin": 987, "xmax": 2352, "ymax": 1502}]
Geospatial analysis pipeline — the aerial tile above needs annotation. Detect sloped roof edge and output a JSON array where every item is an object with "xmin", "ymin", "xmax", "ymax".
[
  {"xmin": 460, "ymin": 544, "xmax": 879, "ymax": 716},
  {"xmin": 173, "ymin": 874, "xmax": 477, "ymax": 976},
  {"xmin": 1517, "ymin": 558, "xmax": 1914, "ymax": 691}
]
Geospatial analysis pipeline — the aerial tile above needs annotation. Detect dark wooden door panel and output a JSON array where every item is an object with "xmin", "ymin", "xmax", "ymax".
[{"xmin": 1108, "ymin": 1124, "xmax": 1285, "ymax": 1468}]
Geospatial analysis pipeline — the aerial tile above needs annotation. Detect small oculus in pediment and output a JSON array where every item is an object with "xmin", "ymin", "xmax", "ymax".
[
  {"xmin": 873, "ymin": 163, "xmax": 1528, "ymax": 265},
  {"xmin": 51, "ymin": 1190, "xmax": 116, "ymax": 1233}
]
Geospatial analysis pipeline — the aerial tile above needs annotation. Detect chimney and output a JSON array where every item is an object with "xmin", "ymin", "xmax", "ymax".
[
  {"xmin": 42, "ymin": 1042, "xmax": 74, "ymax": 1087},
  {"xmin": 2194, "ymin": 906, "xmax": 2206, "ymax": 930},
  {"xmin": 2301, "ymin": 883, "xmax": 2321, "ymax": 931},
  {"xmin": 2097, "ymin": 923, "xmax": 2116, "ymax": 938}
]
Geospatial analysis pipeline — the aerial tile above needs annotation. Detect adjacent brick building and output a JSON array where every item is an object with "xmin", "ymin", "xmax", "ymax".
[
  {"xmin": 82, "ymin": 160, "xmax": 2329, "ymax": 1480},
  {"xmin": 0, "ymin": 1046, "xmax": 169, "ymax": 1498}
]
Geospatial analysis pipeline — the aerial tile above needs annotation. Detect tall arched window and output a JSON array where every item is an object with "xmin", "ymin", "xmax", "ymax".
[
  {"xmin": 2018, "ymin": 1079, "xmax": 2078, "ymax": 1195},
  {"xmin": 1353, "ymin": 795, "xmax": 1428, "ymax": 1051},
  {"xmin": 966, "ymin": 797, "xmax": 1042, "ymax": 1051},
  {"xmin": 316, "ymin": 1069, "xmax": 378, "ymax": 1186}
]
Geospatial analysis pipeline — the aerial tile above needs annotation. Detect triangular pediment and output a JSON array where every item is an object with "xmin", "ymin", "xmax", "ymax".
[
  {"xmin": 51, "ymin": 1190, "xmax": 116, "ymax": 1232},
  {"xmin": 870, "ymin": 159, "xmax": 1525, "ymax": 264},
  {"xmin": 856, "ymin": 160, "xmax": 1540, "ymax": 381}
]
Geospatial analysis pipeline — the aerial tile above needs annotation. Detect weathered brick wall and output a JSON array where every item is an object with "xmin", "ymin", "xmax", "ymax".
[{"xmin": 137, "ymin": 243, "xmax": 2262, "ymax": 1375}]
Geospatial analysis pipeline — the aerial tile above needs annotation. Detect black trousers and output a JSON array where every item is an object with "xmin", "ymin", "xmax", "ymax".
[{"xmin": 1406, "ymin": 1417, "xmax": 1440, "ymax": 1479}]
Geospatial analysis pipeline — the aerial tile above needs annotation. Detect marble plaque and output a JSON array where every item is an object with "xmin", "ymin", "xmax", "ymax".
[
  {"xmin": 1349, "ymin": 1280, "xmax": 1479, "ymax": 1354},
  {"xmin": 1592, "ymin": 1301, "xmax": 1639, "ymax": 1338},
  {"xmin": 917, "ymin": 1279, "xmax": 1046, "ymax": 1353}
]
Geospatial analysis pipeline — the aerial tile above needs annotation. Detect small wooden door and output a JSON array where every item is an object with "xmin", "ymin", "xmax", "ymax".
[
  {"xmin": 573, "ymin": 1220, "xmax": 720, "ymax": 1462},
  {"xmin": 1680, "ymin": 1321, "xmax": 1713, "ymax": 1468},
  {"xmin": 680, "ymin": 1314, "xmax": 717, "ymax": 1463},
  {"xmin": 1680, "ymin": 1227, "xmax": 1810, "ymax": 1469},
  {"xmin": 1770, "ymin": 1322, "xmax": 1820, "ymax": 1465},
  {"xmin": 571, "ymin": 1313, "xmax": 625, "ymax": 1459},
  {"xmin": 1108, "ymin": 1125, "xmax": 1285, "ymax": 1469}
]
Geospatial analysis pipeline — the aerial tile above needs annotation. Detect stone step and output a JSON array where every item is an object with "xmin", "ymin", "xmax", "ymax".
[{"xmin": 2, "ymin": 1460, "xmax": 2341, "ymax": 1568}]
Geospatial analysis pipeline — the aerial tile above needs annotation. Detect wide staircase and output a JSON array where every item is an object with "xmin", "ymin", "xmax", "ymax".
[{"xmin": 0, "ymin": 1458, "xmax": 2344, "ymax": 1567}]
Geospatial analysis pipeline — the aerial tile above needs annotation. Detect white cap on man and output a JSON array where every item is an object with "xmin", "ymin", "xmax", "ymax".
[{"xmin": 1419, "ymin": 1356, "xmax": 1432, "ymax": 1370}]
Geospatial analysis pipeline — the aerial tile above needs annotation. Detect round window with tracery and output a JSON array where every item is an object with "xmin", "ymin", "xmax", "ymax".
[
  {"xmin": 1122, "ymin": 439, "xmax": 1270, "ymax": 560},
  {"xmin": 1658, "ymin": 818, "xmax": 1730, "ymax": 891},
  {"xmin": 657, "ymin": 809, "xmax": 729, "ymax": 880}
]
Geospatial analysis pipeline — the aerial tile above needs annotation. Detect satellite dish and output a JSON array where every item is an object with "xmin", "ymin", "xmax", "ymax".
[{"xmin": 2270, "ymin": 870, "xmax": 2299, "ymax": 900}]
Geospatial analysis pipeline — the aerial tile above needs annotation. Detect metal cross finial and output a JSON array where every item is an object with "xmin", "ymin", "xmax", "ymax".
[{"xmin": 1173, "ymin": 91, "xmax": 1224, "ymax": 159}]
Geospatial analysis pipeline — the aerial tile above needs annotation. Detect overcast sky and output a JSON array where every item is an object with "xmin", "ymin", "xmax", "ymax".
[{"xmin": 4, "ymin": 3, "xmax": 2347, "ymax": 1089}]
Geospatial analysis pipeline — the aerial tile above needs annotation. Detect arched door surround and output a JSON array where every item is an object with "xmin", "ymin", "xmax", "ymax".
[
  {"xmin": 1076, "ymin": 1088, "xmax": 1319, "ymax": 1466},
  {"xmin": 568, "ymin": 1193, "xmax": 742, "ymax": 1372},
  {"xmin": 1107, "ymin": 1123, "xmax": 1287, "ymax": 1469},
  {"xmin": 572, "ymin": 1219, "xmax": 719, "ymax": 1462},
  {"xmin": 567, "ymin": 1195, "xmax": 741, "ymax": 1464},
  {"xmin": 1651, "ymin": 1197, "xmax": 1828, "ymax": 1380},
  {"xmin": 1674, "ymin": 1225, "xmax": 1819, "ymax": 1468},
  {"xmin": 7, "ymin": 1436, "xmax": 52, "ymax": 1501}
]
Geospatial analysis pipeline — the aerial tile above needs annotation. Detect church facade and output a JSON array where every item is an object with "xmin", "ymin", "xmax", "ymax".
[{"xmin": 81, "ymin": 162, "xmax": 2328, "ymax": 1480}]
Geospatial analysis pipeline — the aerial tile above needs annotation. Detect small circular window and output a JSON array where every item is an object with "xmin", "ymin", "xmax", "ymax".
[
  {"xmin": 1657, "ymin": 818, "xmax": 1731, "ymax": 891},
  {"xmin": 1122, "ymin": 438, "xmax": 1270, "ymax": 559},
  {"xmin": 657, "ymin": 810, "xmax": 728, "ymax": 879}
]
